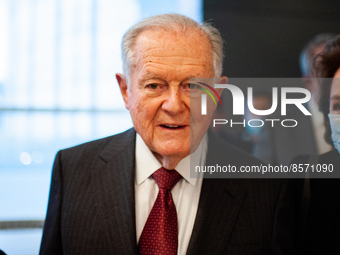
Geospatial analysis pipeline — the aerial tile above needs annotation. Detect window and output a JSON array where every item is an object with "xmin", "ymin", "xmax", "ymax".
[{"xmin": 0, "ymin": 0, "xmax": 201, "ymax": 254}]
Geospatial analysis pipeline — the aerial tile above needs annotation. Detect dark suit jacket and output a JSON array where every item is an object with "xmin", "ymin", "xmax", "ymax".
[
  {"xmin": 291, "ymin": 150, "xmax": 340, "ymax": 254},
  {"xmin": 40, "ymin": 128, "xmax": 294, "ymax": 254},
  {"xmin": 254, "ymin": 106, "xmax": 317, "ymax": 166}
]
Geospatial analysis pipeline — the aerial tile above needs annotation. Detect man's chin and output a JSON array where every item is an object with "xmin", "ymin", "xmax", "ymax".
[{"xmin": 151, "ymin": 146, "xmax": 190, "ymax": 162}]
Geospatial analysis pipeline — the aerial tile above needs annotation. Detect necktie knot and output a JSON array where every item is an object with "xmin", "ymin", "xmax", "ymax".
[{"xmin": 152, "ymin": 167, "xmax": 182, "ymax": 190}]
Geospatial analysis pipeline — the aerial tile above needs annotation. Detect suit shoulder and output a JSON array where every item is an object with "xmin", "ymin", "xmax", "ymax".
[{"xmin": 59, "ymin": 128, "xmax": 135, "ymax": 161}]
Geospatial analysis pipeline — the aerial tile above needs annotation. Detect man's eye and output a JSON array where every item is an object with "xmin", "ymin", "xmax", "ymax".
[
  {"xmin": 147, "ymin": 83, "xmax": 158, "ymax": 89},
  {"xmin": 188, "ymin": 83, "xmax": 200, "ymax": 89}
]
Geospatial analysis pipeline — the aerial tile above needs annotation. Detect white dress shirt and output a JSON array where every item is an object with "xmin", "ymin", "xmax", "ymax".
[{"xmin": 135, "ymin": 133, "xmax": 207, "ymax": 255}]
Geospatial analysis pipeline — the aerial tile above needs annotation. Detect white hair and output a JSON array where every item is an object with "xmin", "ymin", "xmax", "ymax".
[{"xmin": 121, "ymin": 14, "xmax": 224, "ymax": 84}]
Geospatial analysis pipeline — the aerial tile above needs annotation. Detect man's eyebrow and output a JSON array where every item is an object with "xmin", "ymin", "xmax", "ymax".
[
  {"xmin": 139, "ymin": 73, "xmax": 164, "ymax": 80},
  {"xmin": 185, "ymin": 75, "xmax": 207, "ymax": 81},
  {"xmin": 330, "ymin": 95, "xmax": 340, "ymax": 101},
  {"xmin": 188, "ymin": 75, "xmax": 206, "ymax": 78}
]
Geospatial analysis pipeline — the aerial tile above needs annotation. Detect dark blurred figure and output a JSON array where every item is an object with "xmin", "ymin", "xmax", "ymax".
[
  {"xmin": 211, "ymin": 90, "xmax": 272, "ymax": 154},
  {"xmin": 292, "ymin": 35, "xmax": 340, "ymax": 254},
  {"xmin": 211, "ymin": 102, "xmax": 252, "ymax": 153},
  {"xmin": 242, "ymin": 90, "xmax": 272, "ymax": 152},
  {"xmin": 254, "ymin": 34, "xmax": 336, "ymax": 165},
  {"xmin": 0, "ymin": 249, "xmax": 6, "ymax": 255}
]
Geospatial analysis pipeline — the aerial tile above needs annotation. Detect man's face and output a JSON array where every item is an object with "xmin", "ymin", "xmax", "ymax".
[{"xmin": 117, "ymin": 29, "xmax": 216, "ymax": 162}]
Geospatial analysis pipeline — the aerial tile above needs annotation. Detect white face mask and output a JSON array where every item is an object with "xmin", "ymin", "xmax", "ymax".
[{"xmin": 328, "ymin": 114, "xmax": 340, "ymax": 153}]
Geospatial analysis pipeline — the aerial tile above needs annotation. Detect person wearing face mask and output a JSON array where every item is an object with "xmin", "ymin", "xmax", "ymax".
[
  {"xmin": 254, "ymin": 34, "xmax": 336, "ymax": 166},
  {"xmin": 292, "ymin": 35, "xmax": 340, "ymax": 254}
]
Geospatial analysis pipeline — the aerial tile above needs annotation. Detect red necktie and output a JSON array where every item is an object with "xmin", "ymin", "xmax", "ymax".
[{"xmin": 138, "ymin": 167, "xmax": 182, "ymax": 255}]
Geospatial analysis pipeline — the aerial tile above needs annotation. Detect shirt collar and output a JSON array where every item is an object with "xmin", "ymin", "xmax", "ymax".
[{"xmin": 135, "ymin": 133, "xmax": 207, "ymax": 187}]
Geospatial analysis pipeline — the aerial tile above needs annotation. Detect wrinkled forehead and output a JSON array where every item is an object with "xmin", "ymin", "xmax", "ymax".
[
  {"xmin": 135, "ymin": 27, "xmax": 209, "ymax": 45},
  {"xmin": 130, "ymin": 29, "xmax": 214, "ymax": 72}
]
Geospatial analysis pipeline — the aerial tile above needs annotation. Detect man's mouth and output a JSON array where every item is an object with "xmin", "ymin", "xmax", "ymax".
[{"xmin": 160, "ymin": 124, "xmax": 186, "ymax": 130}]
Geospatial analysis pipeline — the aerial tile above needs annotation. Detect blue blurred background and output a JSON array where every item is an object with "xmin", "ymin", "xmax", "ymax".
[{"xmin": 0, "ymin": 0, "xmax": 201, "ymax": 254}]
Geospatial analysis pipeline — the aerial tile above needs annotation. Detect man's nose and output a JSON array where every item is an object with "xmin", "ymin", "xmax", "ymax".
[{"xmin": 162, "ymin": 86, "xmax": 185, "ymax": 114}]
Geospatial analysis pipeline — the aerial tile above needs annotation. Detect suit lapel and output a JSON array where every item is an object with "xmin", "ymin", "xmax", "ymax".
[
  {"xmin": 92, "ymin": 128, "xmax": 138, "ymax": 254},
  {"xmin": 186, "ymin": 179, "xmax": 247, "ymax": 255},
  {"xmin": 186, "ymin": 131, "xmax": 248, "ymax": 255},
  {"xmin": 91, "ymin": 128, "xmax": 248, "ymax": 254}
]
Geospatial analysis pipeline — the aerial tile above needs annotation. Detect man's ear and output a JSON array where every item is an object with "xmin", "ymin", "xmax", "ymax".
[
  {"xmin": 215, "ymin": 76, "xmax": 228, "ymax": 97},
  {"xmin": 116, "ymin": 73, "xmax": 129, "ymax": 110}
]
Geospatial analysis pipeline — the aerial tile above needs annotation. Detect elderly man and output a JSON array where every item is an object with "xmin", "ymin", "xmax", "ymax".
[{"xmin": 40, "ymin": 14, "xmax": 293, "ymax": 254}]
